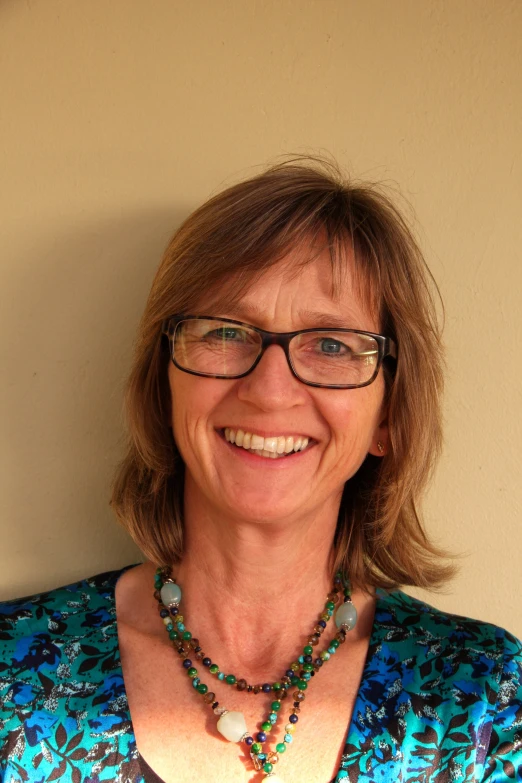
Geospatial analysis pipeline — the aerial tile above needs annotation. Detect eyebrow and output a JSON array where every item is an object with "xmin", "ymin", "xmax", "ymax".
[{"xmin": 223, "ymin": 303, "xmax": 364, "ymax": 330}]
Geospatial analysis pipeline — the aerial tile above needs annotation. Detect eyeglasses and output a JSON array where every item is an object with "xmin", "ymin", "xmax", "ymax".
[{"xmin": 162, "ymin": 315, "xmax": 397, "ymax": 389}]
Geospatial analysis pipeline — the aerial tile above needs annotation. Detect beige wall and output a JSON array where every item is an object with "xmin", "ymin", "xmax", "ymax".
[{"xmin": 1, "ymin": 1, "xmax": 521, "ymax": 636}]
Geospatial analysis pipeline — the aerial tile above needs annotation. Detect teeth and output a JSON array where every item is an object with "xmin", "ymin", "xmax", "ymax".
[
  {"xmin": 263, "ymin": 437, "xmax": 278, "ymax": 454},
  {"xmin": 224, "ymin": 428, "xmax": 311, "ymax": 458},
  {"xmin": 251, "ymin": 434, "xmax": 264, "ymax": 450}
]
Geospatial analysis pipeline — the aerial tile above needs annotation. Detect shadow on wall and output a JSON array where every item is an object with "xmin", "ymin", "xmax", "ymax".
[{"xmin": 1, "ymin": 206, "xmax": 190, "ymax": 599}]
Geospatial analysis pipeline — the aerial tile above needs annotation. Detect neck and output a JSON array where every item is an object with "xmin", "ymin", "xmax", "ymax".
[{"xmin": 161, "ymin": 476, "xmax": 372, "ymax": 681}]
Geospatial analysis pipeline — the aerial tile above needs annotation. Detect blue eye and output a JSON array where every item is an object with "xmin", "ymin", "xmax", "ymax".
[
  {"xmin": 320, "ymin": 338, "xmax": 346, "ymax": 354},
  {"xmin": 207, "ymin": 328, "xmax": 242, "ymax": 340}
]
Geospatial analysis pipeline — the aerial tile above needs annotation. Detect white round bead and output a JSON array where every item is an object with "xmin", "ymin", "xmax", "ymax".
[
  {"xmin": 335, "ymin": 601, "xmax": 357, "ymax": 630},
  {"xmin": 160, "ymin": 581, "xmax": 182, "ymax": 607},
  {"xmin": 216, "ymin": 710, "xmax": 248, "ymax": 742}
]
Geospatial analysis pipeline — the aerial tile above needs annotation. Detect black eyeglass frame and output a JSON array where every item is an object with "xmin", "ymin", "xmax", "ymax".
[{"xmin": 161, "ymin": 314, "xmax": 398, "ymax": 390}]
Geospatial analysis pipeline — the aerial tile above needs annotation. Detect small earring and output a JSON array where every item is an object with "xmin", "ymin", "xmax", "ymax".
[{"xmin": 377, "ymin": 441, "xmax": 385, "ymax": 454}]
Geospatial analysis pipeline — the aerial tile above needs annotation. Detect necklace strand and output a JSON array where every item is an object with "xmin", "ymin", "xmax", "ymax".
[{"xmin": 154, "ymin": 567, "xmax": 357, "ymax": 781}]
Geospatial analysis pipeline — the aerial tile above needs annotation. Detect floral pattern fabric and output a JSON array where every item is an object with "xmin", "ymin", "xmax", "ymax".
[{"xmin": 0, "ymin": 567, "xmax": 520, "ymax": 782}]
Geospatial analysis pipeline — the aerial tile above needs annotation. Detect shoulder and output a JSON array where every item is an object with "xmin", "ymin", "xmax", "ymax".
[
  {"xmin": 372, "ymin": 588, "xmax": 521, "ymax": 695},
  {"xmin": 376, "ymin": 588, "xmax": 521, "ymax": 653},
  {"xmin": 357, "ymin": 589, "xmax": 522, "ymax": 779},
  {"xmin": 0, "ymin": 566, "xmax": 141, "ymax": 781},
  {"xmin": 0, "ymin": 567, "xmax": 135, "ymax": 692},
  {"xmin": 0, "ymin": 566, "xmax": 135, "ymax": 645}
]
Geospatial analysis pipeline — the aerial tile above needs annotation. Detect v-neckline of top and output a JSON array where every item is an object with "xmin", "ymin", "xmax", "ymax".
[{"xmin": 112, "ymin": 564, "xmax": 393, "ymax": 783}]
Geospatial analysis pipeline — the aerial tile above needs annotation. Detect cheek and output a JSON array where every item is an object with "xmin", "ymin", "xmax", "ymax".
[
  {"xmin": 168, "ymin": 366, "xmax": 232, "ymax": 437},
  {"xmin": 321, "ymin": 383, "xmax": 384, "ymax": 445}
]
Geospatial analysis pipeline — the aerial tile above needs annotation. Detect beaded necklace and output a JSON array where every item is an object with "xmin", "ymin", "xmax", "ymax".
[{"xmin": 154, "ymin": 567, "xmax": 358, "ymax": 782}]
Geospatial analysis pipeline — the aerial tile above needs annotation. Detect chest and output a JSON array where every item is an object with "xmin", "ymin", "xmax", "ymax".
[{"xmin": 118, "ymin": 623, "xmax": 370, "ymax": 783}]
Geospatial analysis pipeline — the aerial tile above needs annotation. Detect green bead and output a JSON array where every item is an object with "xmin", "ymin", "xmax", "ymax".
[
  {"xmin": 302, "ymin": 663, "xmax": 314, "ymax": 672},
  {"xmin": 209, "ymin": 664, "xmax": 219, "ymax": 674},
  {"xmin": 273, "ymin": 682, "xmax": 282, "ymax": 691},
  {"xmin": 225, "ymin": 674, "xmax": 236, "ymax": 685},
  {"xmin": 182, "ymin": 631, "xmax": 192, "ymax": 641},
  {"xmin": 326, "ymin": 601, "xmax": 335, "ymax": 611},
  {"xmin": 276, "ymin": 743, "xmax": 286, "ymax": 753},
  {"xmin": 168, "ymin": 630, "xmax": 179, "ymax": 640},
  {"xmin": 297, "ymin": 680, "xmax": 308, "ymax": 690},
  {"xmin": 251, "ymin": 743, "xmax": 261, "ymax": 754},
  {"xmin": 197, "ymin": 683, "xmax": 208, "ymax": 694},
  {"xmin": 303, "ymin": 645, "xmax": 313, "ymax": 655},
  {"xmin": 263, "ymin": 762, "xmax": 273, "ymax": 773},
  {"xmin": 262, "ymin": 721, "xmax": 272, "ymax": 732},
  {"xmin": 187, "ymin": 667, "xmax": 198, "ymax": 678},
  {"xmin": 271, "ymin": 701, "xmax": 281, "ymax": 711},
  {"xmin": 331, "ymin": 638, "xmax": 340, "ymax": 649}
]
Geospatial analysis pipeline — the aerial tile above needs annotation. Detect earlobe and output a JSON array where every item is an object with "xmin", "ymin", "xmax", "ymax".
[
  {"xmin": 369, "ymin": 438, "xmax": 387, "ymax": 457},
  {"xmin": 369, "ymin": 408, "xmax": 389, "ymax": 457}
]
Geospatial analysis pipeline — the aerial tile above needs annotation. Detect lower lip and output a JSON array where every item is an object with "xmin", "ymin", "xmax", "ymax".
[{"xmin": 217, "ymin": 431, "xmax": 314, "ymax": 467}]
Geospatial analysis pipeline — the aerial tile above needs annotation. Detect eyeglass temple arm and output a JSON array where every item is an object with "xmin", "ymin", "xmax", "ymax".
[{"xmin": 386, "ymin": 338, "xmax": 398, "ymax": 360}]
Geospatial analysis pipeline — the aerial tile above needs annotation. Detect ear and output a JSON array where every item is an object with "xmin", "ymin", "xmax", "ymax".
[{"xmin": 368, "ymin": 406, "xmax": 389, "ymax": 457}]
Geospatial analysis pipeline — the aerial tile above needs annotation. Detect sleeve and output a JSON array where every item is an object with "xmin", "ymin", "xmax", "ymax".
[{"xmin": 482, "ymin": 630, "xmax": 522, "ymax": 781}]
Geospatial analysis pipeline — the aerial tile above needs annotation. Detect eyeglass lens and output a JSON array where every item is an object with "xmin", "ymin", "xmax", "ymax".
[{"xmin": 172, "ymin": 318, "xmax": 380, "ymax": 387}]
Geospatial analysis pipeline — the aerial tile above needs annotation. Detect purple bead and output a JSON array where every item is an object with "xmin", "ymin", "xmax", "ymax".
[
  {"xmin": 289, "ymin": 714, "xmax": 298, "ymax": 724},
  {"xmin": 182, "ymin": 659, "xmax": 192, "ymax": 669},
  {"xmin": 318, "ymin": 620, "xmax": 326, "ymax": 628},
  {"xmin": 285, "ymin": 669, "xmax": 294, "ymax": 678},
  {"xmin": 202, "ymin": 658, "xmax": 211, "ymax": 667},
  {"xmin": 314, "ymin": 658, "xmax": 323, "ymax": 667},
  {"xmin": 262, "ymin": 683, "xmax": 271, "ymax": 693},
  {"xmin": 304, "ymin": 655, "xmax": 312, "ymax": 663},
  {"xmin": 257, "ymin": 732, "xmax": 267, "ymax": 742},
  {"xmin": 159, "ymin": 609, "xmax": 169, "ymax": 618},
  {"xmin": 245, "ymin": 736, "xmax": 253, "ymax": 746},
  {"xmin": 170, "ymin": 607, "xmax": 179, "ymax": 616}
]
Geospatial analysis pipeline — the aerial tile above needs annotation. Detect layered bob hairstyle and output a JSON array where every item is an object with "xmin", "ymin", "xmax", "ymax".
[{"xmin": 111, "ymin": 158, "xmax": 453, "ymax": 591}]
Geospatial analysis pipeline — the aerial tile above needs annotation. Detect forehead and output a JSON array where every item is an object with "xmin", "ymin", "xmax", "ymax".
[{"xmin": 198, "ymin": 242, "xmax": 381, "ymax": 331}]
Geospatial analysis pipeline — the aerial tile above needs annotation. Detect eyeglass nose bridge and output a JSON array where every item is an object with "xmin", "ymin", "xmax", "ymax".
[{"xmin": 248, "ymin": 329, "xmax": 301, "ymax": 380}]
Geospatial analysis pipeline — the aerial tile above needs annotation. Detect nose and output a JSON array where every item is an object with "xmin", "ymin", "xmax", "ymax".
[{"xmin": 236, "ymin": 344, "xmax": 308, "ymax": 411}]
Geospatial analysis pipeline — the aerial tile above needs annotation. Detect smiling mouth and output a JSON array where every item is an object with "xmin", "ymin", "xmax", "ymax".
[{"xmin": 222, "ymin": 428, "xmax": 312, "ymax": 459}]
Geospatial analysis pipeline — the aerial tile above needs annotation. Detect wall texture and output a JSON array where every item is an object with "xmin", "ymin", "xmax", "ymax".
[{"xmin": 1, "ymin": 1, "xmax": 521, "ymax": 635}]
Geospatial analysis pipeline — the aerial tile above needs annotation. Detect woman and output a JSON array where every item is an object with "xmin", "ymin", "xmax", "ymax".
[{"xmin": 1, "ymin": 160, "xmax": 520, "ymax": 783}]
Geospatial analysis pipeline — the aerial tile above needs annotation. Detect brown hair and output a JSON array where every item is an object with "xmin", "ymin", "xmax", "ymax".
[{"xmin": 111, "ymin": 158, "xmax": 454, "ymax": 590}]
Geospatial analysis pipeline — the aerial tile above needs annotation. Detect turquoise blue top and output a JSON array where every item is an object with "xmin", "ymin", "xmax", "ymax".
[{"xmin": 0, "ymin": 566, "xmax": 521, "ymax": 782}]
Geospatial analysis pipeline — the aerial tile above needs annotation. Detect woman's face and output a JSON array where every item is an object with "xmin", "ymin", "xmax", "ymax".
[{"xmin": 168, "ymin": 244, "xmax": 388, "ymax": 527}]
